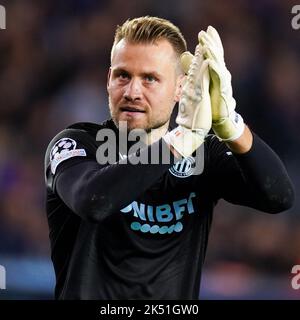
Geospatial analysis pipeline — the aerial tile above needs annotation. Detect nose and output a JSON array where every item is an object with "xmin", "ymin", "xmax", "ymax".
[{"xmin": 123, "ymin": 78, "xmax": 142, "ymax": 101}]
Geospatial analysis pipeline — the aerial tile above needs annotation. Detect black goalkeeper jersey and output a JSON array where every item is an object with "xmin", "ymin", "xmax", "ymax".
[{"xmin": 44, "ymin": 119, "xmax": 294, "ymax": 300}]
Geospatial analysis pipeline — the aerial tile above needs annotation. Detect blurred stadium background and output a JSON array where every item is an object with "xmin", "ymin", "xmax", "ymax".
[{"xmin": 0, "ymin": 0, "xmax": 300, "ymax": 299}]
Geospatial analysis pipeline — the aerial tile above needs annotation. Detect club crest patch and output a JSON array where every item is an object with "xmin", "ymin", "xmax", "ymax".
[{"xmin": 169, "ymin": 156, "xmax": 196, "ymax": 178}]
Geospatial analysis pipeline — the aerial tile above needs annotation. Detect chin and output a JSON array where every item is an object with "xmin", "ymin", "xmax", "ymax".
[
  {"xmin": 114, "ymin": 117, "xmax": 148, "ymax": 131},
  {"xmin": 127, "ymin": 121, "xmax": 150, "ymax": 132}
]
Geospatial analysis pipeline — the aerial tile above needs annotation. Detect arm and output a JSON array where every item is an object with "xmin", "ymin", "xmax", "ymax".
[
  {"xmin": 208, "ymin": 132, "xmax": 295, "ymax": 213},
  {"xmin": 182, "ymin": 26, "xmax": 294, "ymax": 213},
  {"xmin": 226, "ymin": 125, "xmax": 253, "ymax": 154},
  {"xmin": 46, "ymin": 132, "xmax": 176, "ymax": 223}
]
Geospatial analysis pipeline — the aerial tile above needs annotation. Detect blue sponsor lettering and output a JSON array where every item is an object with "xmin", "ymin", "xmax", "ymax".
[{"xmin": 120, "ymin": 192, "xmax": 197, "ymax": 234}]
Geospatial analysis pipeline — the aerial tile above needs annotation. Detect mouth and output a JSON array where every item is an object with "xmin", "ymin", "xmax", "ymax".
[{"xmin": 120, "ymin": 106, "xmax": 146, "ymax": 113}]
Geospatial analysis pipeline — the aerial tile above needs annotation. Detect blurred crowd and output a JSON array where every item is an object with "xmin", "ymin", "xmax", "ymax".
[{"xmin": 0, "ymin": 0, "xmax": 300, "ymax": 297}]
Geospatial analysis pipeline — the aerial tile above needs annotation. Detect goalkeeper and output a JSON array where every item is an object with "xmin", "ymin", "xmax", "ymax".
[{"xmin": 44, "ymin": 16, "xmax": 294, "ymax": 299}]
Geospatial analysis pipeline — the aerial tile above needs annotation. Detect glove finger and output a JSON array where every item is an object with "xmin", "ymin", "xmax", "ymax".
[
  {"xmin": 199, "ymin": 59, "xmax": 210, "ymax": 92},
  {"xmin": 198, "ymin": 31, "xmax": 213, "ymax": 47},
  {"xmin": 184, "ymin": 44, "xmax": 204, "ymax": 83},
  {"xmin": 198, "ymin": 34, "xmax": 220, "ymax": 62},
  {"xmin": 202, "ymin": 43, "xmax": 218, "ymax": 63},
  {"xmin": 205, "ymin": 58, "xmax": 221, "ymax": 80},
  {"xmin": 180, "ymin": 51, "xmax": 194, "ymax": 74},
  {"xmin": 198, "ymin": 30, "xmax": 206, "ymax": 44},
  {"xmin": 192, "ymin": 62, "xmax": 212, "ymax": 131},
  {"xmin": 198, "ymin": 31, "xmax": 216, "ymax": 48},
  {"xmin": 198, "ymin": 31, "xmax": 209, "ymax": 52},
  {"xmin": 207, "ymin": 26, "xmax": 222, "ymax": 45},
  {"xmin": 193, "ymin": 43, "xmax": 204, "ymax": 69},
  {"xmin": 207, "ymin": 26, "xmax": 224, "ymax": 54}
]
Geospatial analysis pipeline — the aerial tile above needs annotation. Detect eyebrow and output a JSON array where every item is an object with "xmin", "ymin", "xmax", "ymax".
[{"xmin": 112, "ymin": 67, "xmax": 163, "ymax": 79}]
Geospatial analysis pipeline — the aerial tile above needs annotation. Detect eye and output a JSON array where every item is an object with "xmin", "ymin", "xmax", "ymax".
[
  {"xmin": 118, "ymin": 72, "xmax": 130, "ymax": 80},
  {"xmin": 144, "ymin": 75, "xmax": 157, "ymax": 83}
]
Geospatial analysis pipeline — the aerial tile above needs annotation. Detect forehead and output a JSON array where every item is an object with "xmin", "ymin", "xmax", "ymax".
[{"xmin": 111, "ymin": 39, "xmax": 178, "ymax": 72}]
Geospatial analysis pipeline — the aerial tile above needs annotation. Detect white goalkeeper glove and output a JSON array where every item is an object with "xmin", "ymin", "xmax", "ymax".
[
  {"xmin": 163, "ymin": 44, "xmax": 212, "ymax": 158},
  {"xmin": 198, "ymin": 26, "xmax": 245, "ymax": 141}
]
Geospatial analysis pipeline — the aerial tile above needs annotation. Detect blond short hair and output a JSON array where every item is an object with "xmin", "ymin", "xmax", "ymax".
[{"xmin": 111, "ymin": 16, "xmax": 187, "ymax": 61}]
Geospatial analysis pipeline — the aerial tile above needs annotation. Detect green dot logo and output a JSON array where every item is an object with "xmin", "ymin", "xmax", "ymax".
[{"xmin": 130, "ymin": 222, "xmax": 183, "ymax": 234}]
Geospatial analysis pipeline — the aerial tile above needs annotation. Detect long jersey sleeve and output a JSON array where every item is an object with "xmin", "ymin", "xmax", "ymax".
[{"xmin": 44, "ymin": 120, "xmax": 294, "ymax": 299}]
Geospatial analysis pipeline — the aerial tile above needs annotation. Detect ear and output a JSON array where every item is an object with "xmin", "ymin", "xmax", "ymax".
[
  {"xmin": 174, "ymin": 74, "xmax": 185, "ymax": 102},
  {"xmin": 107, "ymin": 67, "xmax": 112, "ymax": 91}
]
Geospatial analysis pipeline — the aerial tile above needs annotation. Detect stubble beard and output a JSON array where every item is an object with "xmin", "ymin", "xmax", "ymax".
[{"xmin": 109, "ymin": 100, "xmax": 170, "ymax": 134}]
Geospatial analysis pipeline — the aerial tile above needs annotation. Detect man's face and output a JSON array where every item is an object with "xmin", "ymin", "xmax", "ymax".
[{"xmin": 107, "ymin": 39, "xmax": 182, "ymax": 132}]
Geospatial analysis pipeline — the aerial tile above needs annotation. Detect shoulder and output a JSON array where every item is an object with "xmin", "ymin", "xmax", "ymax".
[
  {"xmin": 45, "ymin": 120, "xmax": 115, "ymax": 158},
  {"xmin": 44, "ymin": 120, "xmax": 115, "ymax": 177}
]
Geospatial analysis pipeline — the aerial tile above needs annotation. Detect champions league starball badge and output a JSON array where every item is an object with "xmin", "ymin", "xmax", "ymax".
[{"xmin": 50, "ymin": 138, "xmax": 86, "ymax": 174}]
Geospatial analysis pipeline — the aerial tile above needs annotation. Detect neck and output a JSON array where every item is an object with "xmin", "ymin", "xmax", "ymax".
[
  {"xmin": 115, "ymin": 120, "xmax": 170, "ymax": 146},
  {"xmin": 145, "ymin": 121, "xmax": 170, "ymax": 145}
]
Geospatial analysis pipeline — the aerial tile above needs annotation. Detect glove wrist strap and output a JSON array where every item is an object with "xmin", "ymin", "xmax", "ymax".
[
  {"xmin": 163, "ymin": 126, "xmax": 206, "ymax": 158},
  {"xmin": 212, "ymin": 111, "xmax": 245, "ymax": 142}
]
